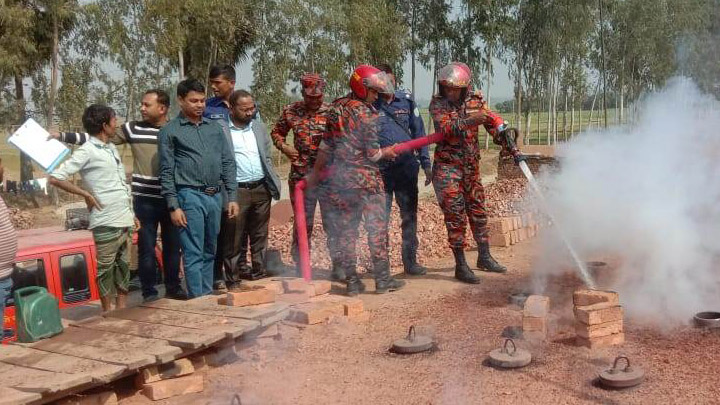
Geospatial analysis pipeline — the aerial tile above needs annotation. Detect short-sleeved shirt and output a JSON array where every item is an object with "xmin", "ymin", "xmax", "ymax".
[
  {"xmin": 375, "ymin": 89, "xmax": 430, "ymax": 171},
  {"xmin": 270, "ymin": 101, "xmax": 330, "ymax": 181},
  {"xmin": 204, "ymin": 97, "xmax": 230, "ymax": 122},
  {"xmin": 51, "ymin": 137, "xmax": 135, "ymax": 229},
  {"xmin": 321, "ymin": 94, "xmax": 383, "ymax": 192}
]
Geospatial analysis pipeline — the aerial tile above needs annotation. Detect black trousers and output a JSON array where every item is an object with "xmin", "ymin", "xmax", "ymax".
[
  {"xmin": 214, "ymin": 182, "xmax": 272, "ymax": 283},
  {"xmin": 382, "ymin": 164, "xmax": 420, "ymax": 270}
]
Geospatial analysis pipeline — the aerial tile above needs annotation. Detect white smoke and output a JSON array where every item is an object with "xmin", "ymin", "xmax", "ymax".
[{"xmin": 533, "ymin": 77, "xmax": 720, "ymax": 326}]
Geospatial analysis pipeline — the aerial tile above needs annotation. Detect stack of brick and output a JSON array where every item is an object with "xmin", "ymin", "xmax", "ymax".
[
  {"xmin": 488, "ymin": 213, "xmax": 541, "ymax": 247},
  {"xmin": 522, "ymin": 295, "xmax": 550, "ymax": 341},
  {"xmin": 573, "ymin": 290, "xmax": 624, "ymax": 349},
  {"xmin": 136, "ymin": 359, "xmax": 204, "ymax": 401},
  {"xmin": 288, "ymin": 294, "xmax": 365, "ymax": 325}
]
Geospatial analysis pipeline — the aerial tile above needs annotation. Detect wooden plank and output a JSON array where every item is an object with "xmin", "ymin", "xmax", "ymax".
[
  {"xmin": 106, "ymin": 307, "xmax": 260, "ymax": 339},
  {"xmin": 0, "ymin": 362, "xmax": 91, "ymax": 394},
  {"xmin": 260, "ymin": 308, "xmax": 290, "ymax": 327},
  {"xmin": 72, "ymin": 317, "xmax": 225, "ymax": 349},
  {"xmin": 22, "ymin": 339, "xmax": 155, "ymax": 370},
  {"xmin": 45, "ymin": 327, "xmax": 180, "ymax": 364},
  {"xmin": 0, "ymin": 345, "xmax": 125, "ymax": 384},
  {"xmin": 142, "ymin": 297, "xmax": 289, "ymax": 322},
  {"xmin": 0, "ymin": 387, "xmax": 42, "ymax": 405}
]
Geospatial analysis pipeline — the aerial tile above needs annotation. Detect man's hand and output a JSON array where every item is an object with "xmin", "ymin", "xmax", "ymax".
[
  {"xmin": 227, "ymin": 202, "xmax": 239, "ymax": 219},
  {"xmin": 423, "ymin": 167, "xmax": 433, "ymax": 186},
  {"xmin": 381, "ymin": 145, "xmax": 398, "ymax": 160},
  {"xmin": 462, "ymin": 112, "xmax": 486, "ymax": 128},
  {"xmin": 84, "ymin": 193, "xmax": 103, "ymax": 211},
  {"xmin": 133, "ymin": 217, "xmax": 141, "ymax": 231},
  {"xmin": 170, "ymin": 208, "xmax": 188, "ymax": 228},
  {"xmin": 282, "ymin": 144, "xmax": 300, "ymax": 161},
  {"xmin": 47, "ymin": 130, "xmax": 61, "ymax": 141}
]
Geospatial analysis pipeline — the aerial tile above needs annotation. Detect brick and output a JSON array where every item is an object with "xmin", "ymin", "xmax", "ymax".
[
  {"xmin": 523, "ymin": 295, "xmax": 550, "ymax": 318},
  {"xmin": 57, "ymin": 391, "xmax": 118, "ymax": 405},
  {"xmin": 217, "ymin": 296, "xmax": 227, "ymax": 305},
  {"xmin": 277, "ymin": 290, "xmax": 312, "ymax": 304},
  {"xmin": 206, "ymin": 342, "xmax": 239, "ymax": 366},
  {"xmin": 226, "ymin": 287, "xmax": 276, "ymax": 307},
  {"xmin": 289, "ymin": 302, "xmax": 344, "ymax": 324},
  {"xmin": 522, "ymin": 316, "xmax": 547, "ymax": 332},
  {"xmin": 244, "ymin": 279, "xmax": 284, "ymax": 295},
  {"xmin": 573, "ymin": 289, "xmax": 619, "ymax": 307},
  {"xmin": 488, "ymin": 232, "xmax": 511, "ymax": 247},
  {"xmin": 310, "ymin": 280, "xmax": 331, "ymax": 296},
  {"xmin": 522, "ymin": 213, "xmax": 531, "ymax": 227},
  {"xmin": 502, "ymin": 217, "xmax": 514, "ymax": 232},
  {"xmin": 343, "ymin": 298, "xmax": 364, "ymax": 318},
  {"xmin": 518, "ymin": 228, "xmax": 528, "ymax": 241},
  {"xmin": 282, "ymin": 278, "xmax": 312, "ymax": 293},
  {"xmin": 137, "ymin": 358, "xmax": 195, "ymax": 386},
  {"xmin": 513, "ymin": 216, "xmax": 522, "ymax": 230},
  {"xmin": 576, "ymin": 332, "xmax": 625, "ymax": 349},
  {"xmin": 142, "ymin": 375, "xmax": 204, "ymax": 400},
  {"xmin": 575, "ymin": 319, "xmax": 623, "ymax": 339},
  {"xmin": 574, "ymin": 303, "xmax": 623, "ymax": 325},
  {"xmin": 510, "ymin": 230, "xmax": 518, "ymax": 244},
  {"xmin": 523, "ymin": 330, "xmax": 547, "ymax": 341},
  {"xmin": 489, "ymin": 218, "xmax": 512, "ymax": 234},
  {"xmin": 190, "ymin": 355, "xmax": 208, "ymax": 371},
  {"xmin": 527, "ymin": 226, "xmax": 536, "ymax": 238}
]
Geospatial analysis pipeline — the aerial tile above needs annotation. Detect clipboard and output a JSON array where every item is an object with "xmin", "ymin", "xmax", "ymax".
[{"xmin": 7, "ymin": 118, "xmax": 70, "ymax": 173}]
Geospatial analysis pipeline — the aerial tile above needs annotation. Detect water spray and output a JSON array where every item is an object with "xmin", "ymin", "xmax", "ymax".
[{"xmin": 502, "ymin": 128, "xmax": 596, "ymax": 288}]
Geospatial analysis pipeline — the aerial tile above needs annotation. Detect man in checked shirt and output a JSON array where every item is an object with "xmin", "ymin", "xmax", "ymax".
[{"xmin": 271, "ymin": 73, "xmax": 343, "ymax": 281}]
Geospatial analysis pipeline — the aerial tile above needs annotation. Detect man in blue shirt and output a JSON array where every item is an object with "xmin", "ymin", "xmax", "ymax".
[
  {"xmin": 374, "ymin": 64, "xmax": 432, "ymax": 276},
  {"xmin": 205, "ymin": 64, "xmax": 235, "ymax": 122}
]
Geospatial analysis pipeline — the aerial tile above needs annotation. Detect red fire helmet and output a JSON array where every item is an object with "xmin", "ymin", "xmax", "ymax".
[
  {"xmin": 437, "ymin": 62, "xmax": 472, "ymax": 89},
  {"xmin": 349, "ymin": 64, "xmax": 395, "ymax": 99}
]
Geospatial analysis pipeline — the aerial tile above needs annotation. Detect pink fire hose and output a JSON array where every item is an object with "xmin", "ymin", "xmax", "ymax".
[{"xmin": 293, "ymin": 132, "xmax": 445, "ymax": 281}]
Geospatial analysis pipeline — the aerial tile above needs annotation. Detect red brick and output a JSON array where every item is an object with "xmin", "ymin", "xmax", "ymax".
[
  {"xmin": 244, "ymin": 279, "xmax": 284, "ymax": 295},
  {"xmin": 502, "ymin": 217, "xmax": 514, "ymax": 232},
  {"xmin": 57, "ymin": 391, "xmax": 118, "ymax": 405},
  {"xmin": 573, "ymin": 289, "xmax": 619, "ymax": 307},
  {"xmin": 517, "ymin": 228, "xmax": 528, "ymax": 241},
  {"xmin": 513, "ymin": 216, "xmax": 522, "ymax": 230},
  {"xmin": 136, "ymin": 359, "xmax": 194, "ymax": 386},
  {"xmin": 277, "ymin": 290, "xmax": 312, "ymax": 304},
  {"xmin": 523, "ymin": 295, "xmax": 550, "ymax": 318},
  {"xmin": 310, "ymin": 280, "xmax": 331, "ymax": 296},
  {"xmin": 289, "ymin": 302, "xmax": 344, "ymax": 324},
  {"xmin": 343, "ymin": 298, "xmax": 364, "ymax": 318},
  {"xmin": 142, "ymin": 375, "xmax": 203, "ymax": 400},
  {"xmin": 282, "ymin": 278, "xmax": 314, "ymax": 294},
  {"xmin": 522, "ymin": 316, "xmax": 547, "ymax": 332},
  {"xmin": 575, "ymin": 319, "xmax": 623, "ymax": 339},
  {"xmin": 574, "ymin": 303, "xmax": 623, "ymax": 325},
  {"xmin": 489, "ymin": 218, "xmax": 512, "ymax": 234},
  {"xmin": 217, "ymin": 296, "xmax": 227, "ymax": 305},
  {"xmin": 226, "ymin": 288, "xmax": 276, "ymax": 307},
  {"xmin": 510, "ymin": 230, "xmax": 518, "ymax": 244},
  {"xmin": 488, "ymin": 232, "xmax": 511, "ymax": 247},
  {"xmin": 576, "ymin": 332, "xmax": 625, "ymax": 349},
  {"xmin": 524, "ymin": 330, "xmax": 547, "ymax": 341}
]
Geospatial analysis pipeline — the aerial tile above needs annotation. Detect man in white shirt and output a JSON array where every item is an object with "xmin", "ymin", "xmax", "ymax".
[{"xmin": 218, "ymin": 90, "xmax": 281, "ymax": 284}]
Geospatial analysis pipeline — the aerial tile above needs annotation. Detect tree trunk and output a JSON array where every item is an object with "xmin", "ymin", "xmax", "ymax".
[
  {"xmin": 563, "ymin": 86, "xmax": 568, "ymax": 141},
  {"xmin": 178, "ymin": 48, "xmax": 185, "ymax": 81},
  {"xmin": 46, "ymin": 11, "xmax": 60, "ymax": 127},
  {"xmin": 546, "ymin": 75, "xmax": 551, "ymax": 145},
  {"xmin": 515, "ymin": 64, "xmax": 523, "ymax": 135},
  {"xmin": 411, "ymin": 1, "xmax": 416, "ymax": 95},
  {"xmin": 484, "ymin": 46, "xmax": 492, "ymax": 150},
  {"xmin": 588, "ymin": 79, "xmax": 600, "ymax": 131}
]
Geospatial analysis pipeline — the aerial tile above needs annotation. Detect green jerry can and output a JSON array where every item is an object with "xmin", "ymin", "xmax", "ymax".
[{"xmin": 14, "ymin": 286, "xmax": 64, "ymax": 342}]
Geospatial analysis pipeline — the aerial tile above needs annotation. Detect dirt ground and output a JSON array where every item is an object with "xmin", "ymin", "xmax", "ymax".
[{"xmin": 115, "ymin": 238, "xmax": 720, "ymax": 405}]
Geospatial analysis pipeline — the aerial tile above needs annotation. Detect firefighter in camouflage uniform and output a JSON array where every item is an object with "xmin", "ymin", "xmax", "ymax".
[
  {"xmin": 271, "ymin": 73, "xmax": 343, "ymax": 281},
  {"xmin": 309, "ymin": 65, "xmax": 405, "ymax": 296},
  {"xmin": 430, "ymin": 61, "xmax": 510, "ymax": 284}
]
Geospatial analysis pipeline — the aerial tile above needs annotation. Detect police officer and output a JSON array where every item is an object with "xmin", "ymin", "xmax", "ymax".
[
  {"xmin": 374, "ymin": 64, "xmax": 432, "ymax": 276},
  {"xmin": 309, "ymin": 65, "xmax": 404, "ymax": 296},
  {"xmin": 429, "ymin": 62, "xmax": 509, "ymax": 284}
]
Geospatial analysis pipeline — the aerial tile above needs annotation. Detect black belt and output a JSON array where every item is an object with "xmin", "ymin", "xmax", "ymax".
[
  {"xmin": 179, "ymin": 185, "xmax": 220, "ymax": 196},
  {"xmin": 237, "ymin": 179, "xmax": 265, "ymax": 189}
]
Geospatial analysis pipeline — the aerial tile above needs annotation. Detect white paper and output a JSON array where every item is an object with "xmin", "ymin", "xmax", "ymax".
[{"xmin": 7, "ymin": 118, "xmax": 69, "ymax": 173}]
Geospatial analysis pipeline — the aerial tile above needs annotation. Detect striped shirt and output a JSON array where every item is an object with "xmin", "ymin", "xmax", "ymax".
[
  {"xmin": 0, "ymin": 195, "xmax": 18, "ymax": 280},
  {"xmin": 60, "ymin": 120, "xmax": 164, "ymax": 199}
]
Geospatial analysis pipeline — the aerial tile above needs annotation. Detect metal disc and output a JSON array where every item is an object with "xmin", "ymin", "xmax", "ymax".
[
  {"xmin": 599, "ymin": 366, "xmax": 645, "ymax": 388},
  {"xmin": 487, "ymin": 347, "xmax": 532, "ymax": 368},
  {"xmin": 391, "ymin": 335, "xmax": 433, "ymax": 354}
]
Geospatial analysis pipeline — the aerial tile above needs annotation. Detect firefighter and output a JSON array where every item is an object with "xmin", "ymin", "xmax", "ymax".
[
  {"xmin": 430, "ymin": 61, "xmax": 509, "ymax": 284},
  {"xmin": 271, "ymin": 73, "xmax": 342, "ymax": 281},
  {"xmin": 309, "ymin": 65, "xmax": 404, "ymax": 296}
]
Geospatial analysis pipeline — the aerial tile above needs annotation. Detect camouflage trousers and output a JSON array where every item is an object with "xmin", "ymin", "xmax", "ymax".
[
  {"xmin": 288, "ymin": 177, "xmax": 338, "ymax": 266},
  {"xmin": 326, "ymin": 188, "xmax": 389, "ymax": 276},
  {"xmin": 432, "ymin": 163, "xmax": 488, "ymax": 248}
]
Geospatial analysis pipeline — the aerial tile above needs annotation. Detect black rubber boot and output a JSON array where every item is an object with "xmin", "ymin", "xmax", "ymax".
[
  {"xmin": 402, "ymin": 247, "xmax": 427, "ymax": 276},
  {"xmin": 374, "ymin": 260, "xmax": 406, "ymax": 294},
  {"xmin": 330, "ymin": 260, "xmax": 346, "ymax": 282},
  {"xmin": 344, "ymin": 264, "xmax": 365, "ymax": 296},
  {"xmin": 476, "ymin": 242, "xmax": 507, "ymax": 273},
  {"xmin": 453, "ymin": 247, "xmax": 481, "ymax": 284}
]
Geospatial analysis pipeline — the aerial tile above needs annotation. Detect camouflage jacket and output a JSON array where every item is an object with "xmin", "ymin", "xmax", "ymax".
[
  {"xmin": 322, "ymin": 94, "xmax": 383, "ymax": 192},
  {"xmin": 271, "ymin": 101, "xmax": 331, "ymax": 180}
]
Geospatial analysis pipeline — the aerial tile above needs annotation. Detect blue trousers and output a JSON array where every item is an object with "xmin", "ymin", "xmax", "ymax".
[
  {"xmin": 1, "ymin": 277, "xmax": 12, "ymax": 339},
  {"xmin": 177, "ymin": 188, "xmax": 221, "ymax": 298},
  {"xmin": 134, "ymin": 196, "xmax": 182, "ymax": 299}
]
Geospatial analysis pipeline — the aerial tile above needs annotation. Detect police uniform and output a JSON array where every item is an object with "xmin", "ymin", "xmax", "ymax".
[{"xmin": 375, "ymin": 89, "xmax": 430, "ymax": 273}]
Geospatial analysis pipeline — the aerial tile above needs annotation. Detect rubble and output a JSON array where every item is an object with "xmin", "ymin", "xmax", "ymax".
[{"xmin": 9, "ymin": 207, "xmax": 34, "ymax": 229}]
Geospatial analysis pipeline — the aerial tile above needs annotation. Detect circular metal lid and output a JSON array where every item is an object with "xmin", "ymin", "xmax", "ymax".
[
  {"xmin": 487, "ymin": 339, "xmax": 532, "ymax": 368},
  {"xmin": 391, "ymin": 326, "xmax": 433, "ymax": 354},
  {"xmin": 694, "ymin": 311, "xmax": 720, "ymax": 328},
  {"xmin": 508, "ymin": 292, "xmax": 530, "ymax": 307},
  {"xmin": 599, "ymin": 356, "xmax": 645, "ymax": 388}
]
